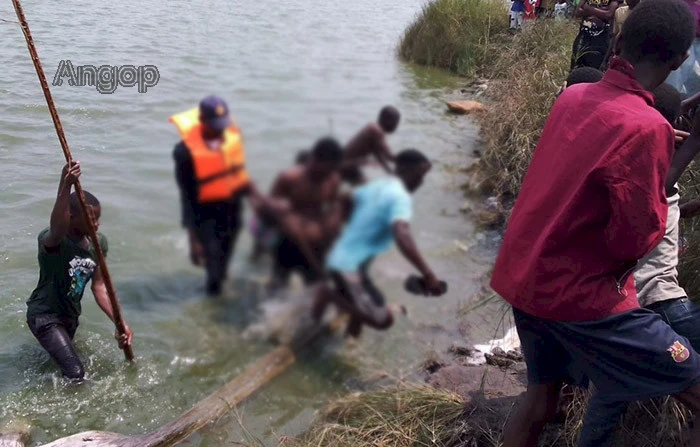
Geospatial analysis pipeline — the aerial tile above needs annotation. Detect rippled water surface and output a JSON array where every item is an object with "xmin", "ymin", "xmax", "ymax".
[{"xmin": 0, "ymin": 1, "xmax": 502, "ymax": 445}]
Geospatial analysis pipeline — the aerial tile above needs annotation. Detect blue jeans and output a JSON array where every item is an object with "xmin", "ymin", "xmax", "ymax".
[{"xmin": 578, "ymin": 298, "xmax": 700, "ymax": 447}]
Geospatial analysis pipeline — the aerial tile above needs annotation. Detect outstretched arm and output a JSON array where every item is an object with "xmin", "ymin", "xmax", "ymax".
[
  {"xmin": 247, "ymin": 180, "xmax": 327, "ymax": 279},
  {"xmin": 374, "ymin": 137, "xmax": 395, "ymax": 173},
  {"xmin": 666, "ymin": 111, "xmax": 700, "ymax": 194},
  {"xmin": 393, "ymin": 221, "xmax": 442, "ymax": 295},
  {"xmin": 43, "ymin": 162, "xmax": 81, "ymax": 249},
  {"xmin": 92, "ymin": 266, "xmax": 133, "ymax": 348}
]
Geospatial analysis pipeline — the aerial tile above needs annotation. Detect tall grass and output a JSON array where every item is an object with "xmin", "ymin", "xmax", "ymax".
[
  {"xmin": 287, "ymin": 385, "xmax": 468, "ymax": 447},
  {"xmin": 280, "ymin": 383, "xmax": 692, "ymax": 447},
  {"xmin": 398, "ymin": 0, "xmax": 510, "ymax": 77},
  {"xmin": 677, "ymin": 165, "xmax": 700, "ymax": 298},
  {"xmin": 478, "ymin": 20, "xmax": 578, "ymax": 200}
]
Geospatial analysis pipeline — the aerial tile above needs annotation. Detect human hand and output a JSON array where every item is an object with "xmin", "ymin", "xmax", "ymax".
[
  {"xmin": 675, "ymin": 129, "xmax": 691, "ymax": 145},
  {"xmin": 424, "ymin": 274, "xmax": 446, "ymax": 297},
  {"xmin": 61, "ymin": 161, "xmax": 81, "ymax": 185},
  {"xmin": 189, "ymin": 240, "xmax": 205, "ymax": 266},
  {"xmin": 188, "ymin": 230, "xmax": 205, "ymax": 266},
  {"xmin": 115, "ymin": 323, "xmax": 133, "ymax": 349}
]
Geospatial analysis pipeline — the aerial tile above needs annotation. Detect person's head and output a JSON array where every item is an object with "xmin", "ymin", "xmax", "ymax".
[
  {"xmin": 395, "ymin": 149, "xmax": 432, "ymax": 192},
  {"xmin": 378, "ymin": 106, "xmax": 401, "ymax": 134},
  {"xmin": 69, "ymin": 191, "xmax": 101, "ymax": 236},
  {"xmin": 566, "ymin": 67, "xmax": 604, "ymax": 88},
  {"xmin": 652, "ymin": 83, "xmax": 682, "ymax": 124},
  {"xmin": 199, "ymin": 95, "xmax": 232, "ymax": 140},
  {"xmin": 627, "ymin": 0, "xmax": 641, "ymax": 9},
  {"xmin": 295, "ymin": 149, "xmax": 311, "ymax": 165},
  {"xmin": 615, "ymin": 0, "xmax": 695, "ymax": 90},
  {"xmin": 307, "ymin": 137, "xmax": 344, "ymax": 181}
]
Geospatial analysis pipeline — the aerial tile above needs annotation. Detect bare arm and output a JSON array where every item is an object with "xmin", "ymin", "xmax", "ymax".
[
  {"xmin": 44, "ymin": 162, "xmax": 81, "ymax": 249},
  {"xmin": 374, "ymin": 137, "xmax": 395, "ymax": 174},
  {"xmin": 681, "ymin": 199, "xmax": 700, "ymax": 219},
  {"xmin": 270, "ymin": 171, "xmax": 293, "ymax": 199},
  {"xmin": 580, "ymin": 1, "xmax": 618, "ymax": 22},
  {"xmin": 682, "ymin": 92, "xmax": 700, "ymax": 116},
  {"xmin": 91, "ymin": 266, "xmax": 133, "ymax": 347},
  {"xmin": 393, "ymin": 221, "xmax": 437, "ymax": 282},
  {"xmin": 666, "ymin": 111, "xmax": 700, "ymax": 194}
]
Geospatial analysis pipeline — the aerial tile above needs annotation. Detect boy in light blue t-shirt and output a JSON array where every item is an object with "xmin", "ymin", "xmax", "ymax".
[{"xmin": 313, "ymin": 149, "xmax": 446, "ymax": 337}]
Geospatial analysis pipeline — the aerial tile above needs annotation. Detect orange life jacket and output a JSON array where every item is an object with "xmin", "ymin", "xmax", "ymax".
[{"xmin": 169, "ymin": 107, "xmax": 249, "ymax": 203}]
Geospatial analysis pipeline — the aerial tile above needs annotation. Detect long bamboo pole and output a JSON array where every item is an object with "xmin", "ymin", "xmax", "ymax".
[{"xmin": 11, "ymin": 0, "xmax": 134, "ymax": 362}]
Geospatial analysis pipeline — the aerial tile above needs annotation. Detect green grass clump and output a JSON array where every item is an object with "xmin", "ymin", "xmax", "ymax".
[
  {"xmin": 287, "ymin": 384, "xmax": 467, "ymax": 447},
  {"xmin": 398, "ymin": 0, "xmax": 509, "ymax": 77},
  {"xmin": 677, "ymin": 164, "xmax": 700, "ymax": 298},
  {"xmin": 278, "ymin": 382, "xmax": 692, "ymax": 447}
]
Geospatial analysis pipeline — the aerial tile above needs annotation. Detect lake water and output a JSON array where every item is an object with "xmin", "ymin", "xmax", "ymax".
[{"xmin": 0, "ymin": 0, "xmax": 505, "ymax": 445}]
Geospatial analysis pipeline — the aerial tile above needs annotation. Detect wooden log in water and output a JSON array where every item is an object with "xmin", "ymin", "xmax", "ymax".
[{"xmin": 9, "ymin": 316, "xmax": 346, "ymax": 447}]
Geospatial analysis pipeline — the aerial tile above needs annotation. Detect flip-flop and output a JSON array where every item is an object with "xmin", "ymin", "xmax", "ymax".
[{"xmin": 404, "ymin": 275, "xmax": 448, "ymax": 297}]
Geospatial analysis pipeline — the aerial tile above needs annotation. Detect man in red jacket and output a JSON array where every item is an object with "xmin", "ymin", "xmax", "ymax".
[{"xmin": 491, "ymin": 2, "xmax": 700, "ymax": 446}]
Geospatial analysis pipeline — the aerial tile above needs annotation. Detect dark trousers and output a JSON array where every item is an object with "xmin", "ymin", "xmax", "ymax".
[
  {"xmin": 194, "ymin": 197, "xmax": 243, "ymax": 294},
  {"xmin": 570, "ymin": 27, "xmax": 611, "ymax": 71},
  {"xmin": 27, "ymin": 314, "xmax": 84, "ymax": 381}
]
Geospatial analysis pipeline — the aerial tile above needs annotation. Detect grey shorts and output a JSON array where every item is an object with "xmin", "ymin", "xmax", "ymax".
[{"xmin": 330, "ymin": 261, "xmax": 388, "ymax": 323}]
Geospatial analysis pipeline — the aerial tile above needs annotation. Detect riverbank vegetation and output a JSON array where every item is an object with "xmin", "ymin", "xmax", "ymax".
[
  {"xmin": 399, "ymin": 0, "xmax": 578, "ymax": 201},
  {"xmin": 277, "ymin": 382, "xmax": 691, "ymax": 447},
  {"xmin": 391, "ymin": 0, "xmax": 700, "ymax": 444},
  {"xmin": 398, "ymin": 0, "xmax": 509, "ymax": 76}
]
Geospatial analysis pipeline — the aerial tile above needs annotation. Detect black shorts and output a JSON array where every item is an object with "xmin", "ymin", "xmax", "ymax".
[
  {"xmin": 274, "ymin": 237, "xmax": 321, "ymax": 284},
  {"xmin": 514, "ymin": 306, "xmax": 700, "ymax": 402},
  {"xmin": 340, "ymin": 164, "xmax": 364, "ymax": 185}
]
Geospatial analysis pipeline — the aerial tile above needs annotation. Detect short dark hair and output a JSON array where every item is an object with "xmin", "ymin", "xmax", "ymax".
[
  {"xmin": 311, "ymin": 137, "xmax": 343, "ymax": 163},
  {"xmin": 652, "ymin": 83, "xmax": 682, "ymax": 124},
  {"xmin": 620, "ymin": 0, "xmax": 695, "ymax": 63},
  {"xmin": 566, "ymin": 67, "xmax": 603, "ymax": 87},
  {"xmin": 378, "ymin": 106, "xmax": 400, "ymax": 132},
  {"xmin": 69, "ymin": 191, "xmax": 100, "ymax": 215},
  {"xmin": 295, "ymin": 150, "xmax": 310, "ymax": 165},
  {"xmin": 396, "ymin": 149, "xmax": 430, "ymax": 169}
]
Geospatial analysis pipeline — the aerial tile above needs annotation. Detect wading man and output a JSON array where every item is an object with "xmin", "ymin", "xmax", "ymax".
[
  {"xmin": 313, "ymin": 149, "xmax": 446, "ymax": 337},
  {"xmin": 341, "ymin": 106, "xmax": 401, "ymax": 185},
  {"xmin": 268, "ymin": 137, "xmax": 345, "ymax": 290},
  {"xmin": 171, "ymin": 95, "xmax": 250, "ymax": 295},
  {"xmin": 26, "ymin": 162, "xmax": 133, "ymax": 381}
]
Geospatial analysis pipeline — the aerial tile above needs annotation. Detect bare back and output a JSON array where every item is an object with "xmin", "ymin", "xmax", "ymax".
[
  {"xmin": 271, "ymin": 166, "xmax": 341, "ymax": 219},
  {"xmin": 344, "ymin": 123, "xmax": 391, "ymax": 161}
]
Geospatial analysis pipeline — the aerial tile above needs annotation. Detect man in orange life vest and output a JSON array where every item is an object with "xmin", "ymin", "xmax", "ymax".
[{"xmin": 171, "ymin": 95, "xmax": 250, "ymax": 295}]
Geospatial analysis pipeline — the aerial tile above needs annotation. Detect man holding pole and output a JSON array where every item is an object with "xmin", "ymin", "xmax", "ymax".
[
  {"xmin": 26, "ymin": 162, "xmax": 134, "ymax": 381},
  {"xmin": 171, "ymin": 95, "xmax": 251, "ymax": 295}
]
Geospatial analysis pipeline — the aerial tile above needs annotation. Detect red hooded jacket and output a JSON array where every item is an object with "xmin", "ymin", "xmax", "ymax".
[{"xmin": 490, "ymin": 59, "xmax": 674, "ymax": 321}]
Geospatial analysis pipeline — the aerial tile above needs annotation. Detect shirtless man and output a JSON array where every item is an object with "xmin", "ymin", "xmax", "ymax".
[
  {"xmin": 269, "ymin": 137, "xmax": 345, "ymax": 288},
  {"xmin": 341, "ymin": 106, "xmax": 401, "ymax": 185}
]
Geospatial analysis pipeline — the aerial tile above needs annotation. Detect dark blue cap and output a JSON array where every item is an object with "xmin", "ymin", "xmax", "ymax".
[{"xmin": 199, "ymin": 95, "xmax": 232, "ymax": 132}]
